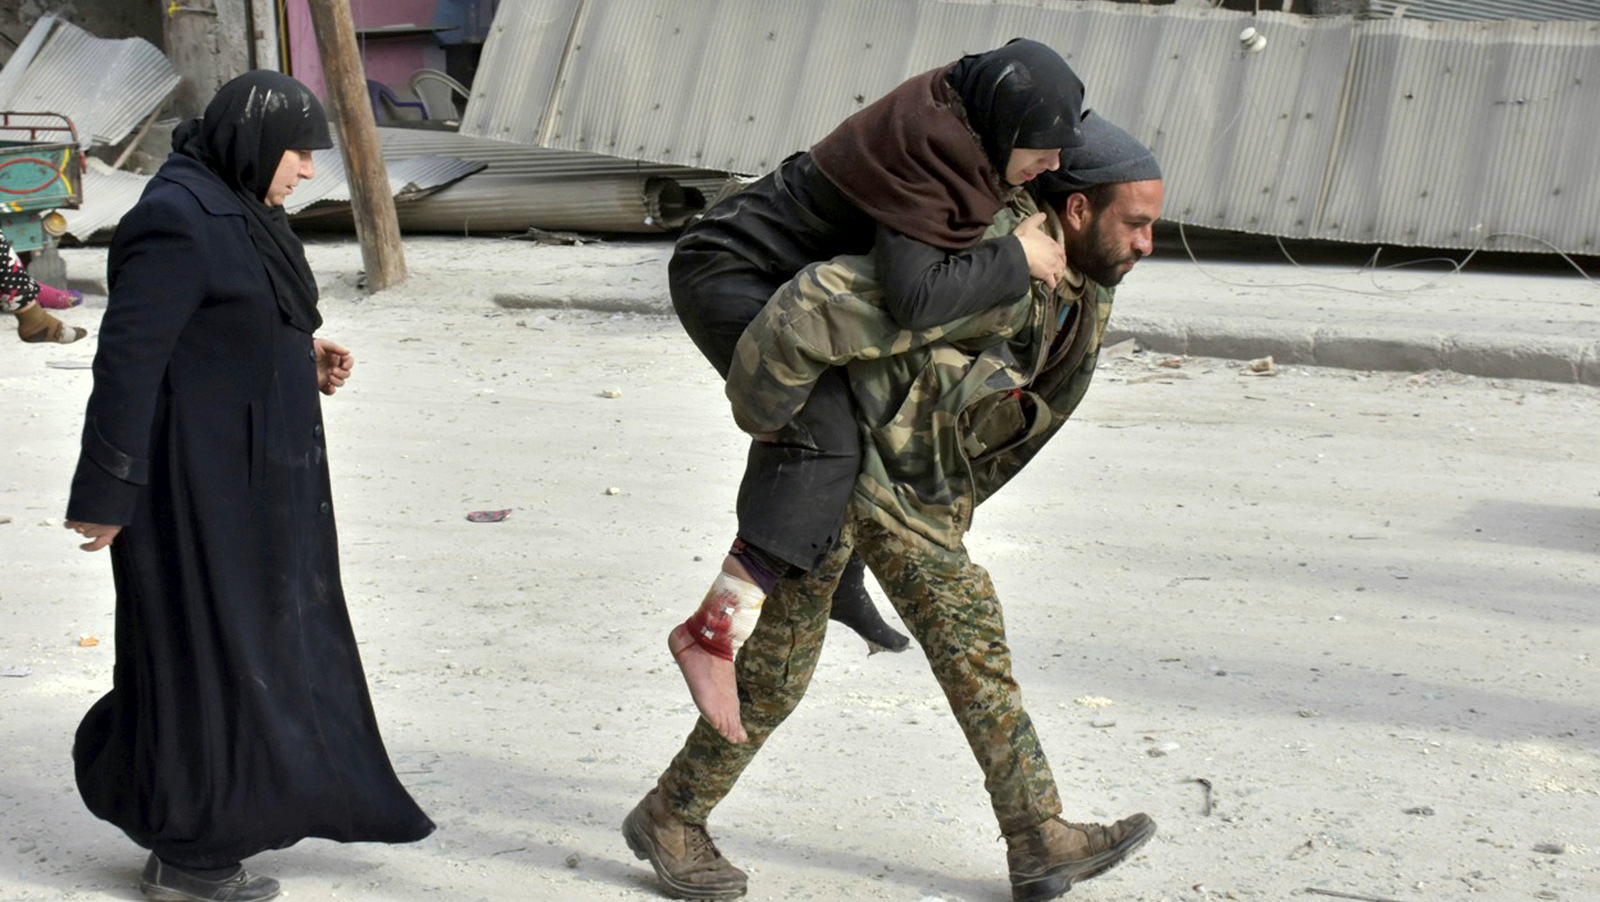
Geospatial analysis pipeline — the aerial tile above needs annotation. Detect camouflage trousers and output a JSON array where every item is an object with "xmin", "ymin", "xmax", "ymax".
[{"xmin": 656, "ymin": 510, "xmax": 1062, "ymax": 835}]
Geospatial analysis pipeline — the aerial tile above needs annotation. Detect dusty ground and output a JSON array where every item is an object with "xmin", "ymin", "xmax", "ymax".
[{"xmin": 2, "ymin": 236, "xmax": 1597, "ymax": 902}]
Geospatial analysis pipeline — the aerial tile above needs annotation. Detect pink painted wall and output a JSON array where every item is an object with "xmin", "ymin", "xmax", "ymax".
[
  {"xmin": 286, "ymin": 0, "xmax": 445, "ymax": 101},
  {"xmin": 287, "ymin": 0, "xmax": 324, "ymax": 98},
  {"xmin": 352, "ymin": 0, "xmax": 439, "ymax": 26}
]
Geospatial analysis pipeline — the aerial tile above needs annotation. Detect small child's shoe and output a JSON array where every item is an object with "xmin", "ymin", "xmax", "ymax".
[
  {"xmin": 35, "ymin": 283, "xmax": 83, "ymax": 309},
  {"xmin": 16, "ymin": 303, "xmax": 86, "ymax": 344}
]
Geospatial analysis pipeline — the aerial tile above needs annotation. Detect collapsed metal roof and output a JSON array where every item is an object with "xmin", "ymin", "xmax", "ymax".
[
  {"xmin": 61, "ymin": 145, "xmax": 486, "ymax": 242},
  {"xmin": 3, "ymin": 9, "xmax": 720, "ymax": 238},
  {"xmin": 63, "ymin": 127, "xmax": 725, "ymax": 240},
  {"xmin": 456, "ymin": 0, "xmax": 1600, "ymax": 254},
  {"xmin": 283, "ymin": 150, "xmax": 486, "ymax": 214},
  {"xmin": 290, "ymin": 127, "xmax": 730, "ymax": 234},
  {"xmin": 0, "ymin": 14, "xmax": 178, "ymax": 148}
]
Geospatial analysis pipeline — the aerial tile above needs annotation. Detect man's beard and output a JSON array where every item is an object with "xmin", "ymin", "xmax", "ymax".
[{"xmin": 1068, "ymin": 215, "xmax": 1140, "ymax": 287}]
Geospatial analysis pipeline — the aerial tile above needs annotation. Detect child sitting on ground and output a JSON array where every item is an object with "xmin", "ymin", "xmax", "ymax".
[{"xmin": 2, "ymin": 229, "xmax": 85, "ymax": 344}]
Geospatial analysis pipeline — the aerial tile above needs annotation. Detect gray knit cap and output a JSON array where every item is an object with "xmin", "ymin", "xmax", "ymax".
[{"xmin": 1036, "ymin": 110, "xmax": 1160, "ymax": 195}]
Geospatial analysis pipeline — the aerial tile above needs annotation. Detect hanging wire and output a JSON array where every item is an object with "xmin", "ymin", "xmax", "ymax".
[{"xmin": 1174, "ymin": 222, "xmax": 1600, "ymax": 299}]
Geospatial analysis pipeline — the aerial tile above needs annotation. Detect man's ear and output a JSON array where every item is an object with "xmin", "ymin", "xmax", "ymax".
[{"xmin": 1061, "ymin": 192, "xmax": 1093, "ymax": 232}]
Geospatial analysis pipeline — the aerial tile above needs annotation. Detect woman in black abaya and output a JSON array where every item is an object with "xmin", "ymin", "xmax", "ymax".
[{"xmin": 64, "ymin": 71, "xmax": 433, "ymax": 902}]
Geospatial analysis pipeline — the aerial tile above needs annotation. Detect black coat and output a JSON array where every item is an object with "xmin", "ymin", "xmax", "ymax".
[{"xmin": 66, "ymin": 154, "xmax": 433, "ymax": 867}]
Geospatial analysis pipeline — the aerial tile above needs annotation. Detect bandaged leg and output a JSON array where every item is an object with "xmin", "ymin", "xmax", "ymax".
[
  {"xmin": 683, "ymin": 571, "xmax": 767, "ymax": 660},
  {"xmin": 670, "ymin": 565, "xmax": 768, "ymax": 744}
]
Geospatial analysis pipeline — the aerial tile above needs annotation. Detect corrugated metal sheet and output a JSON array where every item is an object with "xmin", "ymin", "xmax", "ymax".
[
  {"xmin": 1320, "ymin": 18, "xmax": 1600, "ymax": 251},
  {"xmin": 463, "ymin": 0, "xmax": 1149, "ymax": 173},
  {"xmin": 285, "ymin": 152, "xmax": 487, "ymax": 213},
  {"xmin": 62, "ymin": 159, "xmax": 151, "ymax": 241},
  {"xmin": 0, "ymin": 15, "xmax": 179, "ymax": 148},
  {"xmin": 63, "ymin": 125, "xmax": 729, "ymax": 239},
  {"xmin": 1368, "ymin": 0, "xmax": 1600, "ymax": 21},
  {"xmin": 458, "ymin": 0, "xmax": 579, "ymax": 146},
  {"xmin": 292, "ymin": 127, "xmax": 730, "ymax": 233},
  {"xmin": 1020, "ymin": 7, "xmax": 1357, "ymax": 244},
  {"xmin": 294, "ymin": 171, "xmax": 714, "ymax": 233},
  {"xmin": 458, "ymin": 0, "xmax": 1600, "ymax": 253},
  {"xmin": 61, "ymin": 145, "xmax": 486, "ymax": 239}
]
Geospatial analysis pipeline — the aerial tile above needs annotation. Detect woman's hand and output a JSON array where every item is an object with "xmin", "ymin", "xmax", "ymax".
[
  {"xmin": 65, "ymin": 521, "xmax": 121, "ymax": 552},
  {"xmin": 314, "ymin": 338, "xmax": 355, "ymax": 395},
  {"xmin": 1013, "ymin": 212, "xmax": 1065, "ymax": 289}
]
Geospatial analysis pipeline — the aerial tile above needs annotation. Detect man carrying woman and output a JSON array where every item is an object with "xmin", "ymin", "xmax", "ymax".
[
  {"xmin": 627, "ymin": 110, "xmax": 1166, "ymax": 902},
  {"xmin": 666, "ymin": 38, "xmax": 1086, "ymax": 745}
]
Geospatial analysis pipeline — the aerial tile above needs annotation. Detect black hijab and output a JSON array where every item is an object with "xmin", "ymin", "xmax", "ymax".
[
  {"xmin": 172, "ymin": 70, "xmax": 334, "ymax": 334},
  {"xmin": 947, "ymin": 38, "xmax": 1086, "ymax": 173},
  {"xmin": 810, "ymin": 39, "xmax": 1085, "ymax": 249}
]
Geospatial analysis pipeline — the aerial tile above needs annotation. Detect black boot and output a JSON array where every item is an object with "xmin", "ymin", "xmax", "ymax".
[{"xmin": 829, "ymin": 554, "xmax": 909, "ymax": 652}]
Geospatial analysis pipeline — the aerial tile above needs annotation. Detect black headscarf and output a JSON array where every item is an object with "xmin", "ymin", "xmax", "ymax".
[
  {"xmin": 947, "ymin": 38, "xmax": 1086, "ymax": 173},
  {"xmin": 810, "ymin": 39, "xmax": 1086, "ymax": 249},
  {"xmin": 172, "ymin": 70, "xmax": 334, "ymax": 334}
]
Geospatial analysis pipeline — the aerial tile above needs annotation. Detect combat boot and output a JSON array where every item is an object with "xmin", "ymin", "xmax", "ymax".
[
  {"xmin": 1005, "ymin": 812, "xmax": 1155, "ymax": 902},
  {"xmin": 623, "ymin": 787, "xmax": 748, "ymax": 900}
]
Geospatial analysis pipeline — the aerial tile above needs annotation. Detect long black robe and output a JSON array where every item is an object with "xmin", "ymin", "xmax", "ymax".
[{"xmin": 65, "ymin": 153, "xmax": 434, "ymax": 868}]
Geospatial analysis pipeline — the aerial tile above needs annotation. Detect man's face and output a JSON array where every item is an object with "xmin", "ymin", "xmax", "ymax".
[{"xmin": 1064, "ymin": 179, "xmax": 1164, "ymax": 286}]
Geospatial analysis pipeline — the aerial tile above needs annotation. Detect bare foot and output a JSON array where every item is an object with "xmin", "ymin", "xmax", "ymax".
[{"xmin": 669, "ymin": 623, "xmax": 748, "ymax": 744}]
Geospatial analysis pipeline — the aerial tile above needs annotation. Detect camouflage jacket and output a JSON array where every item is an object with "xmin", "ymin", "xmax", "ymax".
[{"xmin": 727, "ymin": 193, "xmax": 1114, "ymax": 550}]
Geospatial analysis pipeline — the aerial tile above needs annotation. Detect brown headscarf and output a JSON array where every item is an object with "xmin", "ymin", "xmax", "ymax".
[{"xmin": 810, "ymin": 39, "xmax": 1085, "ymax": 250}]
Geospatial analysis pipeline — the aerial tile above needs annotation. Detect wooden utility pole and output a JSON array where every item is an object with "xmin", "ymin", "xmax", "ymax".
[
  {"xmin": 305, "ymin": 0, "xmax": 406, "ymax": 291},
  {"xmin": 164, "ymin": 0, "xmax": 241, "ymax": 118}
]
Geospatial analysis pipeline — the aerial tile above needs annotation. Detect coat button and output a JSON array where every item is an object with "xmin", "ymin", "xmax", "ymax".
[
  {"xmin": 307, "ymin": 347, "xmax": 316, "ymax": 360},
  {"xmin": 319, "ymin": 501, "xmax": 331, "ymax": 514},
  {"xmin": 313, "ymin": 424, "xmax": 323, "ymax": 438}
]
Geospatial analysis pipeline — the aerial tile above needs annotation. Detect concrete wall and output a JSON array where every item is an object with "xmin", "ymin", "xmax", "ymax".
[
  {"xmin": 1, "ymin": 0, "xmax": 251, "ymax": 116},
  {"xmin": 163, "ymin": 0, "xmax": 252, "ymax": 118},
  {"xmin": 1, "ymin": 0, "xmax": 163, "ymax": 66}
]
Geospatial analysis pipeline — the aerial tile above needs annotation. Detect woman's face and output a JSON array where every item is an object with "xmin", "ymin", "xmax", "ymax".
[
  {"xmin": 264, "ymin": 149, "xmax": 316, "ymax": 206},
  {"xmin": 1004, "ymin": 147, "xmax": 1061, "ymax": 187}
]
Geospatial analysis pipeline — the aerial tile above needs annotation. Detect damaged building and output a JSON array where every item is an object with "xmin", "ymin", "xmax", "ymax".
[{"xmin": 2, "ymin": 0, "xmax": 1597, "ymax": 257}]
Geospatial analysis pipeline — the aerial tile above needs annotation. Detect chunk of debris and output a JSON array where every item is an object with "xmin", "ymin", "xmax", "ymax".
[
  {"xmin": 1101, "ymin": 338, "xmax": 1139, "ymax": 359},
  {"xmin": 1245, "ymin": 355, "xmax": 1278, "ymax": 376},
  {"xmin": 518, "ymin": 227, "xmax": 592, "ymax": 246}
]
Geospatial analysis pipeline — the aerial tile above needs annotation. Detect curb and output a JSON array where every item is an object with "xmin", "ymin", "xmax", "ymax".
[
  {"xmin": 1107, "ymin": 315, "xmax": 1600, "ymax": 386},
  {"xmin": 494, "ymin": 293, "xmax": 1600, "ymax": 387},
  {"xmin": 493, "ymin": 293, "xmax": 666, "ymax": 316}
]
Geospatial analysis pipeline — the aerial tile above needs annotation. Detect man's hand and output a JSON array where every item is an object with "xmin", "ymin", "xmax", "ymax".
[
  {"xmin": 65, "ymin": 521, "xmax": 121, "ymax": 552},
  {"xmin": 314, "ymin": 337, "xmax": 355, "ymax": 396},
  {"xmin": 1013, "ymin": 212, "xmax": 1066, "ymax": 289}
]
